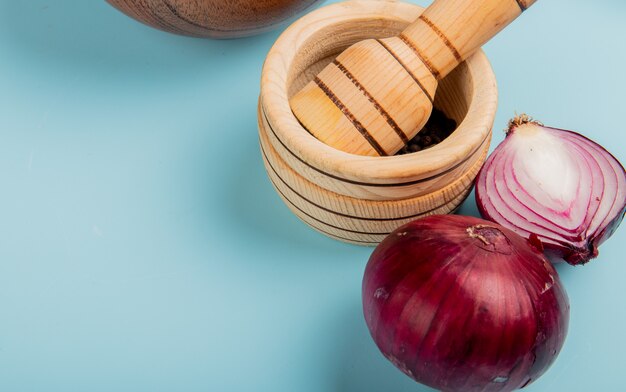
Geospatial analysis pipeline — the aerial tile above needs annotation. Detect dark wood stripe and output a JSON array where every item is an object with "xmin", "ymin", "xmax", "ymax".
[
  {"xmin": 332, "ymin": 59, "xmax": 409, "ymax": 145},
  {"xmin": 399, "ymin": 34, "xmax": 441, "ymax": 80},
  {"xmin": 262, "ymin": 103, "xmax": 487, "ymax": 187},
  {"xmin": 313, "ymin": 77, "xmax": 388, "ymax": 156},
  {"xmin": 514, "ymin": 0, "xmax": 528, "ymax": 12},
  {"xmin": 260, "ymin": 138, "xmax": 459, "ymax": 222},
  {"xmin": 160, "ymin": 0, "xmax": 254, "ymax": 34},
  {"xmin": 376, "ymin": 39, "xmax": 434, "ymax": 105},
  {"xmin": 419, "ymin": 15, "xmax": 462, "ymax": 63},
  {"xmin": 160, "ymin": 0, "xmax": 322, "ymax": 34},
  {"xmin": 136, "ymin": 1, "xmax": 190, "ymax": 35},
  {"xmin": 161, "ymin": 0, "xmax": 225, "ymax": 32},
  {"xmin": 268, "ymin": 174, "xmax": 380, "ymax": 244},
  {"xmin": 299, "ymin": 217, "xmax": 380, "ymax": 245},
  {"xmin": 268, "ymin": 176, "xmax": 391, "ymax": 236}
]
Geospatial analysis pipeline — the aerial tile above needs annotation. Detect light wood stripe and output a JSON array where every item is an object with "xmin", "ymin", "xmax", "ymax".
[
  {"xmin": 419, "ymin": 15, "xmax": 462, "ymax": 63},
  {"xmin": 260, "ymin": 138, "xmax": 462, "ymax": 222},
  {"xmin": 267, "ymin": 174, "xmax": 381, "ymax": 244},
  {"xmin": 313, "ymin": 77, "xmax": 388, "ymax": 156},
  {"xmin": 268, "ymin": 176, "xmax": 391, "ymax": 235},
  {"xmin": 333, "ymin": 59, "xmax": 409, "ymax": 144},
  {"xmin": 288, "ymin": 209, "xmax": 381, "ymax": 244},
  {"xmin": 376, "ymin": 39, "xmax": 434, "ymax": 104},
  {"xmin": 399, "ymin": 34, "xmax": 441, "ymax": 80}
]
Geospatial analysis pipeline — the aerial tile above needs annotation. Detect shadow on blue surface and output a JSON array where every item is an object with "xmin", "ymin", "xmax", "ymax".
[
  {"xmin": 0, "ymin": 0, "xmax": 323, "ymax": 253},
  {"xmin": 210, "ymin": 116, "xmax": 342, "ymax": 253},
  {"xmin": 331, "ymin": 299, "xmax": 436, "ymax": 392},
  {"xmin": 0, "ymin": 0, "xmax": 273, "ymax": 77}
]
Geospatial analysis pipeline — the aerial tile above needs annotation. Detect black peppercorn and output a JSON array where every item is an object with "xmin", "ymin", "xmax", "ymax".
[{"xmin": 396, "ymin": 108, "xmax": 457, "ymax": 155}]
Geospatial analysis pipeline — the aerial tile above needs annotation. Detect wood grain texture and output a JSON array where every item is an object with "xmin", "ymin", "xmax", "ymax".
[
  {"xmin": 260, "ymin": 0, "xmax": 497, "ymax": 200},
  {"xmin": 261, "ymin": 95, "xmax": 490, "ymax": 200},
  {"xmin": 106, "ymin": 0, "xmax": 324, "ymax": 38},
  {"xmin": 289, "ymin": 0, "xmax": 533, "ymax": 155},
  {"xmin": 259, "ymin": 113, "xmax": 488, "ymax": 239},
  {"xmin": 401, "ymin": 0, "xmax": 527, "ymax": 78},
  {"xmin": 258, "ymin": 1, "xmax": 497, "ymax": 244}
]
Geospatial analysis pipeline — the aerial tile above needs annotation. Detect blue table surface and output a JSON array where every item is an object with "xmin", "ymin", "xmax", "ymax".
[{"xmin": 1, "ymin": 1, "xmax": 625, "ymax": 391}]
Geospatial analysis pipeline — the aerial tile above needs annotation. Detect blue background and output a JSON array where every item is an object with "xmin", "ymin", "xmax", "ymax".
[{"xmin": 1, "ymin": 1, "xmax": 625, "ymax": 391}]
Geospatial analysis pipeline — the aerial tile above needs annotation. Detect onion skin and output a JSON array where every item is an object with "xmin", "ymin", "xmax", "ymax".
[
  {"xmin": 363, "ymin": 215, "xmax": 569, "ymax": 392},
  {"xmin": 475, "ymin": 115, "xmax": 626, "ymax": 265}
]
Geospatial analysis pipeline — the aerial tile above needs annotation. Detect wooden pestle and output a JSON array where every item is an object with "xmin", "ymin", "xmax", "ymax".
[{"xmin": 290, "ymin": 0, "xmax": 537, "ymax": 156}]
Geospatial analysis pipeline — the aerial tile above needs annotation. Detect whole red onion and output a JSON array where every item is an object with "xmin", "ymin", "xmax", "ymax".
[
  {"xmin": 475, "ymin": 115, "xmax": 626, "ymax": 265},
  {"xmin": 363, "ymin": 215, "xmax": 569, "ymax": 392}
]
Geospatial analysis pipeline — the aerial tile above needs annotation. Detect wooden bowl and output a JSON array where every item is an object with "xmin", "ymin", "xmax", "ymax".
[
  {"xmin": 258, "ymin": 0, "xmax": 497, "ymax": 245},
  {"xmin": 106, "ymin": 0, "xmax": 325, "ymax": 38}
]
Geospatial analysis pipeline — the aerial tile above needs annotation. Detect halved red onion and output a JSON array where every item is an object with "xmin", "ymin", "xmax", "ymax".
[
  {"xmin": 363, "ymin": 215, "xmax": 569, "ymax": 391},
  {"xmin": 475, "ymin": 115, "xmax": 626, "ymax": 265}
]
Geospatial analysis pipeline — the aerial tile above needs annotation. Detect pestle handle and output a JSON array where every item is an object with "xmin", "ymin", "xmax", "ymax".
[
  {"xmin": 289, "ymin": 0, "xmax": 537, "ymax": 157},
  {"xmin": 400, "ymin": 0, "xmax": 537, "ymax": 80}
]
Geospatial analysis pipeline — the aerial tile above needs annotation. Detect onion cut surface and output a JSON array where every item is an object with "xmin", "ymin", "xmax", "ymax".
[{"xmin": 476, "ymin": 115, "xmax": 626, "ymax": 265}]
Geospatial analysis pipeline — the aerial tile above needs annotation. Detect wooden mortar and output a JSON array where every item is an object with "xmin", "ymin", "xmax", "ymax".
[{"xmin": 259, "ymin": 0, "xmax": 497, "ymax": 245}]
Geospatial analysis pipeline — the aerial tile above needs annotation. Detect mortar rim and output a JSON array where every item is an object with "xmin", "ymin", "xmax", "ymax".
[{"xmin": 260, "ymin": 0, "xmax": 497, "ymax": 185}]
